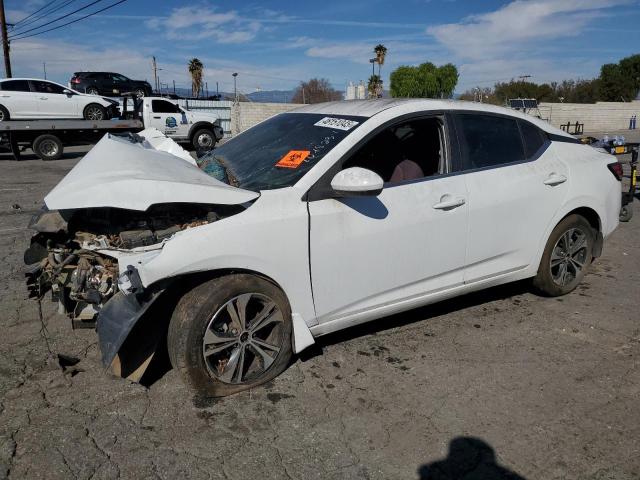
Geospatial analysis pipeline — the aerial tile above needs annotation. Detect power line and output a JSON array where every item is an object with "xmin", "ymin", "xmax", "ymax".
[
  {"xmin": 10, "ymin": 0, "xmax": 127, "ymax": 41},
  {"xmin": 10, "ymin": 0, "xmax": 78, "ymax": 34},
  {"xmin": 9, "ymin": 0, "xmax": 105, "ymax": 39},
  {"xmin": 11, "ymin": 0, "xmax": 62, "ymax": 27}
]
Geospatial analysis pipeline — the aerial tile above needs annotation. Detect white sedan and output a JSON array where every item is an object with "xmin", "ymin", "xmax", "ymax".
[
  {"xmin": 0, "ymin": 78, "xmax": 118, "ymax": 121},
  {"xmin": 25, "ymin": 99, "xmax": 621, "ymax": 396}
]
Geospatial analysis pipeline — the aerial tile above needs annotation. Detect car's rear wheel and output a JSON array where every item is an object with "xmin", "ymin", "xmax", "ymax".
[
  {"xmin": 83, "ymin": 103, "xmax": 106, "ymax": 121},
  {"xmin": 32, "ymin": 134, "xmax": 63, "ymax": 161},
  {"xmin": 0, "ymin": 105, "xmax": 9, "ymax": 121},
  {"xmin": 533, "ymin": 214, "xmax": 595, "ymax": 296},
  {"xmin": 167, "ymin": 274, "xmax": 293, "ymax": 397},
  {"xmin": 192, "ymin": 128, "xmax": 215, "ymax": 151},
  {"xmin": 134, "ymin": 88, "xmax": 146, "ymax": 98},
  {"xmin": 86, "ymin": 87, "xmax": 99, "ymax": 95}
]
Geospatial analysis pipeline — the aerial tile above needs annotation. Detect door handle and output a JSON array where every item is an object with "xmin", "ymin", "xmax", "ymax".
[
  {"xmin": 0, "ymin": 95, "xmax": 9, "ymax": 98},
  {"xmin": 153, "ymin": 116, "xmax": 161, "ymax": 119},
  {"xmin": 433, "ymin": 196, "xmax": 466, "ymax": 210},
  {"xmin": 543, "ymin": 173, "xmax": 567, "ymax": 186},
  {"xmin": 39, "ymin": 97, "xmax": 48, "ymax": 100}
]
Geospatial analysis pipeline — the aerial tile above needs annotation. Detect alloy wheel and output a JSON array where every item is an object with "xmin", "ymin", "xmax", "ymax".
[
  {"xmin": 86, "ymin": 106, "xmax": 104, "ymax": 120},
  {"xmin": 550, "ymin": 227, "xmax": 588, "ymax": 286},
  {"xmin": 202, "ymin": 293, "xmax": 285, "ymax": 384}
]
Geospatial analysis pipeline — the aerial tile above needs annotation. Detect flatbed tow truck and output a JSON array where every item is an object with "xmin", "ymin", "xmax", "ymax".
[{"xmin": 0, "ymin": 96, "xmax": 223, "ymax": 160}]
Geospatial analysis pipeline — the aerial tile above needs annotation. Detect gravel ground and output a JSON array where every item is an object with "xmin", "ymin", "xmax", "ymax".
[{"xmin": 0, "ymin": 138, "xmax": 639, "ymax": 480}]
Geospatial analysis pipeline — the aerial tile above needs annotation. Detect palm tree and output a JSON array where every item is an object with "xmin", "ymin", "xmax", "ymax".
[
  {"xmin": 188, "ymin": 58, "xmax": 204, "ymax": 98},
  {"xmin": 374, "ymin": 44, "xmax": 387, "ymax": 77},
  {"xmin": 367, "ymin": 74, "xmax": 382, "ymax": 99}
]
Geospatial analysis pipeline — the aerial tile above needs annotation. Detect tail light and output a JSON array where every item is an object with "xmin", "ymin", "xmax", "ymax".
[
  {"xmin": 70, "ymin": 77, "xmax": 81, "ymax": 84},
  {"xmin": 607, "ymin": 162, "xmax": 623, "ymax": 181}
]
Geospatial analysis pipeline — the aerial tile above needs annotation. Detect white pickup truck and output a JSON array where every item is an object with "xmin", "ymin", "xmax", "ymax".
[
  {"xmin": 1, "ymin": 96, "xmax": 224, "ymax": 160},
  {"xmin": 140, "ymin": 97, "xmax": 224, "ymax": 150}
]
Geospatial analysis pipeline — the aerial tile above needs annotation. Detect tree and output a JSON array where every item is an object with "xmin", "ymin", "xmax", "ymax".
[
  {"xmin": 188, "ymin": 58, "xmax": 204, "ymax": 98},
  {"xmin": 389, "ymin": 62, "xmax": 459, "ymax": 98},
  {"xmin": 291, "ymin": 78, "xmax": 342, "ymax": 104},
  {"xmin": 600, "ymin": 54, "xmax": 640, "ymax": 101},
  {"xmin": 374, "ymin": 44, "xmax": 387, "ymax": 77},
  {"xmin": 367, "ymin": 74, "xmax": 383, "ymax": 99}
]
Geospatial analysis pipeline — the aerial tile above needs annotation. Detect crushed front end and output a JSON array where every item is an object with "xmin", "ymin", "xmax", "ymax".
[{"xmin": 23, "ymin": 204, "xmax": 237, "ymax": 379}]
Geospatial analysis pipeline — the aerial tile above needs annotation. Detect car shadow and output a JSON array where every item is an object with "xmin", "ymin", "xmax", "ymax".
[
  {"xmin": 304, "ymin": 279, "xmax": 531, "ymax": 356},
  {"xmin": 417, "ymin": 436, "xmax": 527, "ymax": 479}
]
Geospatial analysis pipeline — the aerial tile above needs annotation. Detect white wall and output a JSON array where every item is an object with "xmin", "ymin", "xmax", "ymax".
[{"xmin": 536, "ymin": 101, "xmax": 640, "ymax": 133}]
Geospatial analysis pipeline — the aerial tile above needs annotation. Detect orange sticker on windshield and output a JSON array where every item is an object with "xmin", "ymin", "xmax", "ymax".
[{"xmin": 276, "ymin": 150, "xmax": 310, "ymax": 168}]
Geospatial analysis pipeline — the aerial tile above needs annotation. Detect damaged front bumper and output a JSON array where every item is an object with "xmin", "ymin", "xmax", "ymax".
[{"xmin": 97, "ymin": 284, "xmax": 165, "ymax": 381}]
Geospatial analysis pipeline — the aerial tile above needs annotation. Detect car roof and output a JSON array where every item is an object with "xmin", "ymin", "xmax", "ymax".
[
  {"xmin": 0, "ymin": 77, "xmax": 62, "ymax": 83},
  {"xmin": 291, "ymin": 98, "xmax": 571, "ymax": 137}
]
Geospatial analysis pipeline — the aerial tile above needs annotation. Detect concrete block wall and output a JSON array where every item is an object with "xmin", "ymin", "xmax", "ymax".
[
  {"xmin": 535, "ymin": 101, "xmax": 639, "ymax": 133},
  {"xmin": 232, "ymin": 102, "xmax": 303, "ymax": 134}
]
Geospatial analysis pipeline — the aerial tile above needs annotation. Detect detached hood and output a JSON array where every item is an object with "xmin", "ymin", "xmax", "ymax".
[{"xmin": 45, "ymin": 130, "xmax": 258, "ymax": 211}]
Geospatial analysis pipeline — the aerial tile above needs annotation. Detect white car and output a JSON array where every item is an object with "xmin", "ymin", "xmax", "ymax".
[
  {"xmin": 24, "ymin": 99, "xmax": 621, "ymax": 397},
  {"xmin": 0, "ymin": 78, "xmax": 118, "ymax": 121}
]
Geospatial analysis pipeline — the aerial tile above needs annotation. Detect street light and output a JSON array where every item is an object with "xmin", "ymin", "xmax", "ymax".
[{"xmin": 232, "ymin": 72, "xmax": 238, "ymax": 102}]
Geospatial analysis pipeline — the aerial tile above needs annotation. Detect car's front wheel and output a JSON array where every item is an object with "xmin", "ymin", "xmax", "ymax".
[
  {"xmin": 86, "ymin": 87, "xmax": 99, "ymax": 95},
  {"xmin": 134, "ymin": 88, "xmax": 146, "ymax": 98},
  {"xmin": 192, "ymin": 128, "xmax": 216, "ymax": 151},
  {"xmin": 167, "ymin": 274, "xmax": 293, "ymax": 397},
  {"xmin": 533, "ymin": 214, "xmax": 595, "ymax": 296},
  {"xmin": 83, "ymin": 103, "xmax": 106, "ymax": 120}
]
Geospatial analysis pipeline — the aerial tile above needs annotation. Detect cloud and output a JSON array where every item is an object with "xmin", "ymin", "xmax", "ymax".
[
  {"xmin": 427, "ymin": 0, "xmax": 633, "ymax": 60},
  {"xmin": 146, "ymin": 6, "xmax": 262, "ymax": 44}
]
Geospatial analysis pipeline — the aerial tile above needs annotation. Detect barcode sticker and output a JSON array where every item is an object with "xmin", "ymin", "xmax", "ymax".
[{"xmin": 314, "ymin": 117, "xmax": 359, "ymax": 131}]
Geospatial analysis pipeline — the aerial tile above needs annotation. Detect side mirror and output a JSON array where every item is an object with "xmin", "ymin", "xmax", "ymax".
[
  {"xmin": 330, "ymin": 167, "xmax": 384, "ymax": 197},
  {"xmin": 63, "ymin": 89, "xmax": 74, "ymax": 96}
]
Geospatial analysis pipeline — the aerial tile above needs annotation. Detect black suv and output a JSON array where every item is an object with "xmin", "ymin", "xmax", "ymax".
[{"xmin": 69, "ymin": 72, "xmax": 152, "ymax": 97}]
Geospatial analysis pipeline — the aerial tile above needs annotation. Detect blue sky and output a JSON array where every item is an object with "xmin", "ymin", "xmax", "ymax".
[{"xmin": 6, "ymin": 0, "xmax": 640, "ymax": 95}]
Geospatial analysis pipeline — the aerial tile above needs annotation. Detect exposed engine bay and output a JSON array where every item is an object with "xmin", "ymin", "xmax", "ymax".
[{"xmin": 24, "ymin": 203, "xmax": 243, "ymax": 328}]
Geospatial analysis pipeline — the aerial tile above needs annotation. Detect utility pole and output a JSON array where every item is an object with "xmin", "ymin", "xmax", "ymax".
[
  {"xmin": 173, "ymin": 80, "xmax": 175, "ymax": 95},
  {"xmin": 216, "ymin": 81, "xmax": 219, "ymax": 97},
  {"xmin": 43, "ymin": 62, "xmax": 47, "ymax": 79},
  {"xmin": 205, "ymin": 81, "xmax": 208, "ymax": 98},
  {"xmin": 152, "ymin": 56, "xmax": 158, "ymax": 92},
  {"xmin": 0, "ymin": 0, "xmax": 12, "ymax": 78},
  {"xmin": 232, "ymin": 72, "xmax": 238, "ymax": 103},
  {"xmin": 302, "ymin": 87, "xmax": 305, "ymax": 104}
]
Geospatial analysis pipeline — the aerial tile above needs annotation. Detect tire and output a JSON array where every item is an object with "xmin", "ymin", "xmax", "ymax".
[
  {"xmin": 0, "ymin": 104, "xmax": 9, "ymax": 121},
  {"xmin": 134, "ymin": 88, "xmax": 146, "ymax": 98},
  {"xmin": 619, "ymin": 204, "xmax": 633, "ymax": 222},
  {"xmin": 167, "ymin": 274, "xmax": 293, "ymax": 397},
  {"xmin": 32, "ymin": 134, "xmax": 63, "ymax": 161},
  {"xmin": 533, "ymin": 214, "xmax": 595, "ymax": 296},
  {"xmin": 191, "ymin": 128, "xmax": 215, "ymax": 151},
  {"xmin": 83, "ymin": 103, "xmax": 106, "ymax": 121},
  {"xmin": 86, "ymin": 87, "xmax": 99, "ymax": 95}
]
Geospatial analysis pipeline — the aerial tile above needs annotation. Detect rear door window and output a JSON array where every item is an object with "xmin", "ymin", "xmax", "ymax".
[
  {"xmin": 31, "ymin": 81, "xmax": 66, "ymax": 94},
  {"xmin": 454, "ymin": 113, "xmax": 525, "ymax": 171},
  {"xmin": 1, "ymin": 80, "xmax": 31, "ymax": 92},
  {"xmin": 519, "ymin": 120, "xmax": 547, "ymax": 159}
]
